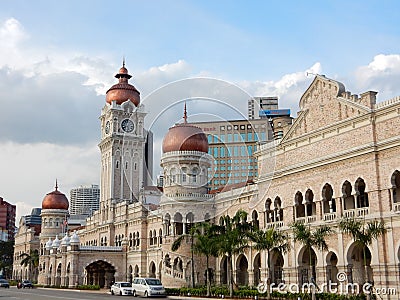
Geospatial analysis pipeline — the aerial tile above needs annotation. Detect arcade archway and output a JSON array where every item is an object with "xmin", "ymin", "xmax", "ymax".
[{"xmin": 85, "ymin": 260, "xmax": 116, "ymax": 288}]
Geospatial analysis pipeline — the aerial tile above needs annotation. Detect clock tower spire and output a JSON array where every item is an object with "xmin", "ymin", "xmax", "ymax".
[{"xmin": 98, "ymin": 62, "xmax": 151, "ymax": 213}]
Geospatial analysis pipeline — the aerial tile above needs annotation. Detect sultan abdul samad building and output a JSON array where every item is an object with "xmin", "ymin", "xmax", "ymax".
[{"xmin": 13, "ymin": 63, "xmax": 400, "ymax": 298}]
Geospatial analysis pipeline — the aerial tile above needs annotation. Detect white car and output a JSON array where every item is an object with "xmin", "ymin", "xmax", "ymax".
[
  {"xmin": 131, "ymin": 277, "xmax": 166, "ymax": 297},
  {"xmin": 110, "ymin": 282, "xmax": 133, "ymax": 296}
]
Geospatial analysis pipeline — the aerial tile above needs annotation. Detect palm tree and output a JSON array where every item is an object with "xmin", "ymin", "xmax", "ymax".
[
  {"xmin": 339, "ymin": 218, "xmax": 386, "ymax": 298},
  {"xmin": 192, "ymin": 223, "xmax": 219, "ymax": 296},
  {"xmin": 248, "ymin": 227, "xmax": 290, "ymax": 299},
  {"xmin": 291, "ymin": 222, "xmax": 333, "ymax": 300},
  {"xmin": 19, "ymin": 249, "xmax": 39, "ymax": 282},
  {"xmin": 171, "ymin": 222, "xmax": 219, "ymax": 293},
  {"xmin": 211, "ymin": 209, "xmax": 251, "ymax": 298},
  {"xmin": 171, "ymin": 224, "xmax": 197, "ymax": 288}
]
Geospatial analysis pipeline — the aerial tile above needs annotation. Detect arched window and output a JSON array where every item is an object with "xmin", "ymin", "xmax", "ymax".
[
  {"xmin": 295, "ymin": 192, "xmax": 305, "ymax": 218},
  {"xmin": 153, "ymin": 229, "xmax": 157, "ymax": 245},
  {"xmin": 355, "ymin": 178, "xmax": 369, "ymax": 208},
  {"xmin": 174, "ymin": 212, "xmax": 183, "ymax": 235},
  {"xmin": 265, "ymin": 198, "xmax": 272, "ymax": 224},
  {"xmin": 342, "ymin": 181, "xmax": 355, "ymax": 210},
  {"xmin": 322, "ymin": 183, "xmax": 336, "ymax": 213},
  {"xmin": 252, "ymin": 210, "xmax": 259, "ymax": 228},
  {"xmin": 274, "ymin": 196, "xmax": 283, "ymax": 222},
  {"xmin": 391, "ymin": 171, "xmax": 400, "ymax": 204},
  {"xmin": 305, "ymin": 189, "xmax": 315, "ymax": 216}
]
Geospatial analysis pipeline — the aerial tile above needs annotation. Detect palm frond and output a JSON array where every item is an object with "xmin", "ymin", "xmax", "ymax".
[{"xmin": 171, "ymin": 235, "xmax": 185, "ymax": 251}]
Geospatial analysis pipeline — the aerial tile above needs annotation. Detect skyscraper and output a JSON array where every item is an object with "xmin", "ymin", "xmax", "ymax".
[
  {"xmin": 69, "ymin": 185, "xmax": 100, "ymax": 217},
  {"xmin": 0, "ymin": 197, "xmax": 16, "ymax": 241}
]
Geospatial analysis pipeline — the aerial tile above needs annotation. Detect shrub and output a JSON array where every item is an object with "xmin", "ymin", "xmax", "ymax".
[{"xmin": 76, "ymin": 284, "xmax": 100, "ymax": 290}]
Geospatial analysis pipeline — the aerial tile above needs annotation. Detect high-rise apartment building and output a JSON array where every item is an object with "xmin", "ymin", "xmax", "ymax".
[
  {"xmin": 189, "ymin": 118, "xmax": 273, "ymax": 191},
  {"xmin": 248, "ymin": 96, "xmax": 278, "ymax": 119},
  {"xmin": 0, "ymin": 197, "xmax": 16, "ymax": 241},
  {"xmin": 69, "ymin": 185, "xmax": 100, "ymax": 217}
]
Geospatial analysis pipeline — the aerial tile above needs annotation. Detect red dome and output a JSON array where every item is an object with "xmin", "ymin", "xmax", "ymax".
[
  {"xmin": 105, "ymin": 63, "xmax": 140, "ymax": 106},
  {"xmin": 42, "ymin": 183, "xmax": 69, "ymax": 210},
  {"xmin": 162, "ymin": 123, "xmax": 208, "ymax": 153}
]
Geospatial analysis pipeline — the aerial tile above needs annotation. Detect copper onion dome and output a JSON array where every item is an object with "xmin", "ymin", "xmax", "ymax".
[
  {"xmin": 41, "ymin": 180, "xmax": 69, "ymax": 210},
  {"xmin": 162, "ymin": 104, "xmax": 209, "ymax": 153},
  {"xmin": 105, "ymin": 60, "xmax": 140, "ymax": 106}
]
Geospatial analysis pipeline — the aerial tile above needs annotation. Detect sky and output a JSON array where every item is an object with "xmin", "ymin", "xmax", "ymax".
[{"xmin": 1, "ymin": 0, "xmax": 400, "ymax": 223}]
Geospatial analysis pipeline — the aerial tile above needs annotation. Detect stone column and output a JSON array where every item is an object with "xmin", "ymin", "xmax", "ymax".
[
  {"xmin": 338, "ymin": 197, "xmax": 344, "ymax": 217},
  {"xmin": 248, "ymin": 270, "xmax": 254, "ymax": 286},
  {"xmin": 171, "ymin": 222, "xmax": 175, "ymax": 237},
  {"xmin": 183, "ymin": 222, "xmax": 187, "ymax": 234},
  {"xmin": 316, "ymin": 201, "xmax": 322, "ymax": 221}
]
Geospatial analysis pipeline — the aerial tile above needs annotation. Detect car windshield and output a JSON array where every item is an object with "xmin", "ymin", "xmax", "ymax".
[
  {"xmin": 120, "ymin": 282, "xmax": 131, "ymax": 287},
  {"xmin": 0, "ymin": 279, "xmax": 7, "ymax": 282},
  {"xmin": 145, "ymin": 279, "xmax": 161, "ymax": 286}
]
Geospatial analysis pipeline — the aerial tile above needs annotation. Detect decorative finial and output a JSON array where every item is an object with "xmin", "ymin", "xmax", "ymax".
[
  {"xmin": 123, "ymin": 56, "xmax": 125, "ymax": 68},
  {"xmin": 55, "ymin": 179, "xmax": 58, "ymax": 191},
  {"xmin": 183, "ymin": 102, "xmax": 187, "ymax": 123}
]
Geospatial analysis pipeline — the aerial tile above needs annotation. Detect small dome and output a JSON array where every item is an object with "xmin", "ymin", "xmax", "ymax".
[
  {"xmin": 61, "ymin": 232, "xmax": 70, "ymax": 246},
  {"xmin": 45, "ymin": 238, "xmax": 52, "ymax": 250},
  {"xmin": 162, "ymin": 104, "xmax": 208, "ymax": 153},
  {"xmin": 119, "ymin": 66, "xmax": 129, "ymax": 74},
  {"xmin": 52, "ymin": 235, "xmax": 60, "ymax": 248},
  {"xmin": 70, "ymin": 231, "xmax": 80, "ymax": 244},
  {"xmin": 42, "ymin": 181, "xmax": 69, "ymax": 210},
  {"xmin": 106, "ymin": 62, "xmax": 140, "ymax": 106}
]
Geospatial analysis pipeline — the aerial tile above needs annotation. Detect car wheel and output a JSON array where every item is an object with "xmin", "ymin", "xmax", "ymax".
[
  {"xmin": 144, "ymin": 291, "xmax": 148, "ymax": 298},
  {"xmin": 133, "ymin": 290, "xmax": 137, "ymax": 297},
  {"xmin": 120, "ymin": 291, "xmax": 122, "ymax": 296},
  {"xmin": 111, "ymin": 289, "xmax": 114, "ymax": 295}
]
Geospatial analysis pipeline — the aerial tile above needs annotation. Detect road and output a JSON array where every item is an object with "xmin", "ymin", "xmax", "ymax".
[{"xmin": 0, "ymin": 287, "xmax": 212, "ymax": 300}]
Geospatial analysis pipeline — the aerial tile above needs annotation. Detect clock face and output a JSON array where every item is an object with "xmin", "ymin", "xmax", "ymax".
[
  {"xmin": 105, "ymin": 121, "xmax": 110, "ymax": 134},
  {"xmin": 121, "ymin": 119, "xmax": 134, "ymax": 133}
]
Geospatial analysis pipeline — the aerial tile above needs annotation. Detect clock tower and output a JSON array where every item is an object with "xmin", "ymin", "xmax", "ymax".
[{"xmin": 98, "ymin": 62, "xmax": 150, "ymax": 207}]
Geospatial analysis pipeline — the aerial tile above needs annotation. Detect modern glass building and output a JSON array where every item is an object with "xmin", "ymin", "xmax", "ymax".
[{"xmin": 189, "ymin": 118, "xmax": 273, "ymax": 191}]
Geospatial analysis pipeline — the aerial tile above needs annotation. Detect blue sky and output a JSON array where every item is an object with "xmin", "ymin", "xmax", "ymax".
[{"xmin": 1, "ymin": 0, "xmax": 400, "ymax": 222}]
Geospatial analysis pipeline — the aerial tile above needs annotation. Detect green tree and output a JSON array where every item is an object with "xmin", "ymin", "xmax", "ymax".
[
  {"xmin": 248, "ymin": 227, "xmax": 290, "ymax": 299},
  {"xmin": 291, "ymin": 222, "xmax": 333, "ymax": 300},
  {"xmin": 19, "ymin": 249, "xmax": 39, "ymax": 282},
  {"xmin": 0, "ymin": 240, "xmax": 14, "ymax": 279},
  {"xmin": 339, "ymin": 218, "xmax": 386, "ymax": 299},
  {"xmin": 172, "ymin": 222, "xmax": 219, "ymax": 288},
  {"xmin": 171, "ymin": 225, "xmax": 196, "ymax": 288},
  {"xmin": 192, "ymin": 223, "xmax": 219, "ymax": 296},
  {"xmin": 211, "ymin": 209, "xmax": 251, "ymax": 298}
]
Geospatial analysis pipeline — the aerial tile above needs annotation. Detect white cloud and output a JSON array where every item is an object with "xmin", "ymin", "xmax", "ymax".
[
  {"xmin": 0, "ymin": 142, "xmax": 100, "ymax": 223},
  {"xmin": 2, "ymin": 16, "xmax": 400, "ymax": 225},
  {"xmin": 238, "ymin": 62, "xmax": 322, "ymax": 115},
  {"xmin": 0, "ymin": 18, "xmax": 28, "ymax": 47},
  {"xmin": 354, "ymin": 54, "xmax": 400, "ymax": 102}
]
